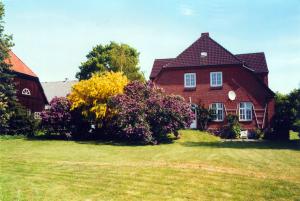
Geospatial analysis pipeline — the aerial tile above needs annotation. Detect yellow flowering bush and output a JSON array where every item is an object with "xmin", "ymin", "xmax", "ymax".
[{"xmin": 68, "ymin": 72, "xmax": 128, "ymax": 120}]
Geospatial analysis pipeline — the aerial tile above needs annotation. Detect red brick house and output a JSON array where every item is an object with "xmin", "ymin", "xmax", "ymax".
[
  {"xmin": 6, "ymin": 51, "xmax": 48, "ymax": 115},
  {"xmin": 150, "ymin": 33, "xmax": 275, "ymax": 131}
]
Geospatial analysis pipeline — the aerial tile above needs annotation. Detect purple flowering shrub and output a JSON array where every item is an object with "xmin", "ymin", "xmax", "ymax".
[
  {"xmin": 108, "ymin": 81, "xmax": 193, "ymax": 144},
  {"xmin": 40, "ymin": 97, "xmax": 72, "ymax": 137}
]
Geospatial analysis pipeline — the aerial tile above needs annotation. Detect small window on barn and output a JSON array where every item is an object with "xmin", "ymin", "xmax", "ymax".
[
  {"xmin": 22, "ymin": 88, "xmax": 31, "ymax": 96},
  {"xmin": 184, "ymin": 73, "xmax": 196, "ymax": 88},
  {"xmin": 34, "ymin": 112, "xmax": 41, "ymax": 120}
]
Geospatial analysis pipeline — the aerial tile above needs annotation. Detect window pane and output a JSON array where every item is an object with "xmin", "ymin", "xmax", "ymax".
[
  {"xmin": 217, "ymin": 73, "xmax": 221, "ymax": 85},
  {"xmin": 246, "ymin": 110, "xmax": 252, "ymax": 120},
  {"xmin": 240, "ymin": 109, "xmax": 245, "ymax": 120},
  {"xmin": 217, "ymin": 109, "xmax": 223, "ymax": 120},
  {"xmin": 212, "ymin": 74, "xmax": 216, "ymax": 85},
  {"xmin": 191, "ymin": 74, "xmax": 195, "ymax": 86}
]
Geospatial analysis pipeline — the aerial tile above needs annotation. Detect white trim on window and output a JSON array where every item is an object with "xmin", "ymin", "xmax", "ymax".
[
  {"xmin": 210, "ymin": 103, "xmax": 224, "ymax": 122},
  {"xmin": 34, "ymin": 112, "xmax": 41, "ymax": 120},
  {"xmin": 184, "ymin": 73, "xmax": 196, "ymax": 88},
  {"xmin": 22, "ymin": 88, "xmax": 31, "ymax": 96},
  {"xmin": 210, "ymin": 72, "xmax": 222, "ymax": 87},
  {"xmin": 239, "ymin": 102, "xmax": 253, "ymax": 121}
]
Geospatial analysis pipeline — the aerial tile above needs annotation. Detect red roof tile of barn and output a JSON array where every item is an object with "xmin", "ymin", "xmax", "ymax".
[
  {"xmin": 150, "ymin": 58, "xmax": 174, "ymax": 79},
  {"xmin": 6, "ymin": 51, "xmax": 37, "ymax": 77},
  {"xmin": 235, "ymin": 52, "xmax": 268, "ymax": 73},
  {"xmin": 165, "ymin": 33, "xmax": 242, "ymax": 68}
]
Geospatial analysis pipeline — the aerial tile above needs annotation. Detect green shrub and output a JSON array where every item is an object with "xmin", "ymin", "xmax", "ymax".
[
  {"xmin": 248, "ymin": 129, "xmax": 264, "ymax": 139},
  {"xmin": 6, "ymin": 103, "xmax": 39, "ymax": 136},
  {"xmin": 292, "ymin": 119, "xmax": 300, "ymax": 137},
  {"xmin": 195, "ymin": 105, "xmax": 213, "ymax": 130},
  {"xmin": 220, "ymin": 114, "xmax": 241, "ymax": 139}
]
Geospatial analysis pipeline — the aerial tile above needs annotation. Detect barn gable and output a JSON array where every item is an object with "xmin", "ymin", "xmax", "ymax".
[{"xmin": 6, "ymin": 50, "xmax": 48, "ymax": 112}]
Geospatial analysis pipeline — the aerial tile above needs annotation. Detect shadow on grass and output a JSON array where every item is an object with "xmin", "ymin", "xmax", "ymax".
[
  {"xmin": 180, "ymin": 140, "xmax": 300, "ymax": 150},
  {"xmin": 26, "ymin": 134, "xmax": 176, "ymax": 146}
]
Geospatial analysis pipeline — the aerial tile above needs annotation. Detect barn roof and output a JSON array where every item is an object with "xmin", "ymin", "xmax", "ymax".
[
  {"xmin": 7, "ymin": 51, "xmax": 38, "ymax": 77},
  {"xmin": 150, "ymin": 33, "xmax": 269, "ymax": 79},
  {"xmin": 41, "ymin": 80, "xmax": 78, "ymax": 102}
]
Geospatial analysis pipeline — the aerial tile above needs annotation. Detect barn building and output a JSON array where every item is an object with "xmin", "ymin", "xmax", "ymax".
[{"xmin": 6, "ymin": 51, "xmax": 48, "ymax": 115}]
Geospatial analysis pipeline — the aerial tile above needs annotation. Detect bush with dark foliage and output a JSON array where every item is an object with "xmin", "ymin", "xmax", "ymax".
[
  {"xmin": 271, "ymin": 89, "xmax": 300, "ymax": 140},
  {"xmin": 6, "ymin": 103, "xmax": 38, "ymax": 136},
  {"xmin": 108, "ymin": 81, "xmax": 193, "ymax": 144},
  {"xmin": 40, "ymin": 97, "xmax": 72, "ymax": 137},
  {"xmin": 220, "ymin": 114, "xmax": 241, "ymax": 139},
  {"xmin": 196, "ymin": 104, "xmax": 213, "ymax": 130}
]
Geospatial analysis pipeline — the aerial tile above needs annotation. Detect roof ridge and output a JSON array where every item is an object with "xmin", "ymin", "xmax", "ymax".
[
  {"xmin": 207, "ymin": 36, "xmax": 242, "ymax": 63},
  {"xmin": 164, "ymin": 35, "xmax": 203, "ymax": 68},
  {"xmin": 155, "ymin": 58, "xmax": 174, "ymax": 60},
  {"xmin": 235, "ymin": 52, "xmax": 265, "ymax": 56},
  {"xmin": 41, "ymin": 80, "xmax": 78, "ymax": 83},
  {"xmin": 8, "ymin": 51, "xmax": 37, "ymax": 77}
]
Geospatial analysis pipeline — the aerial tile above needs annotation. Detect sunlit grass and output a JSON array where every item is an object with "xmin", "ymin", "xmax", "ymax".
[{"xmin": 0, "ymin": 130, "xmax": 299, "ymax": 200}]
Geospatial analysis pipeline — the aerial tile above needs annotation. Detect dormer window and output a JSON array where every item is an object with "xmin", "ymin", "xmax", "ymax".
[
  {"xmin": 22, "ymin": 88, "xmax": 31, "ymax": 96},
  {"xmin": 201, "ymin": 52, "xmax": 207, "ymax": 58},
  {"xmin": 184, "ymin": 73, "xmax": 196, "ymax": 88}
]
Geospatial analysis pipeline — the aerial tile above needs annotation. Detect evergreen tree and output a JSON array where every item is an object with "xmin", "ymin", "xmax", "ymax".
[{"xmin": 0, "ymin": 2, "xmax": 16, "ymax": 133}]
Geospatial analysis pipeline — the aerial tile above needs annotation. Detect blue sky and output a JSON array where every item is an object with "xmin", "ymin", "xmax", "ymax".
[{"xmin": 3, "ymin": 0, "xmax": 300, "ymax": 93}]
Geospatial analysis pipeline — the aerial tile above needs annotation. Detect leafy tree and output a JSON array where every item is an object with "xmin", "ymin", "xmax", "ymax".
[
  {"xmin": 271, "ymin": 89, "xmax": 300, "ymax": 140},
  {"xmin": 0, "ymin": 2, "xmax": 16, "ymax": 133},
  {"xmin": 108, "ymin": 81, "xmax": 193, "ymax": 144},
  {"xmin": 196, "ymin": 104, "xmax": 213, "ymax": 130},
  {"xmin": 76, "ymin": 42, "xmax": 145, "ymax": 81},
  {"xmin": 68, "ymin": 72, "xmax": 128, "ymax": 127}
]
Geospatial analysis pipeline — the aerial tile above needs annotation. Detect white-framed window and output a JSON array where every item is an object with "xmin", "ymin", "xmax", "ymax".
[
  {"xmin": 22, "ymin": 88, "xmax": 31, "ymax": 96},
  {"xmin": 239, "ymin": 102, "xmax": 253, "ymax": 121},
  {"xmin": 184, "ymin": 73, "xmax": 196, "ymax": 88},
  {"xmin": 210, "ymin": 103, "xmax": 224, "ymax": 121},
  {"xmin": 210, "ymin": 72, "xmax": 222, "ymax": 87}
]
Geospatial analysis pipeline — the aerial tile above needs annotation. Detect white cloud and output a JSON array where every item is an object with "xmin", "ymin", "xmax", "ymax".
[{"xmin": 180, "ymin": 5, "xmax": 194, "ymax": 16}]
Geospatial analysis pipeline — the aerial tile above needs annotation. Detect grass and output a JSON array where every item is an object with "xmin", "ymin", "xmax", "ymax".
[{"xmin": 0, "ymin": 130, "xmax": 300, "ymax": 201}]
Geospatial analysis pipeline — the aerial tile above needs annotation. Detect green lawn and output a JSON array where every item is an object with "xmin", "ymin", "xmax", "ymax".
[{"xmin": 1, "ymin": 130, "xmax": 300, "ymax": 201}]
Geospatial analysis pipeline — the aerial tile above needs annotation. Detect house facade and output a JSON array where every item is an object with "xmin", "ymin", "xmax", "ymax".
[
  {"xmin": 6, "ymin": 51, "xmax": 48, "ymax": 115},
  {"xmin": 150, "ymin": 33, "xmax": 275, "ymax": 131}
]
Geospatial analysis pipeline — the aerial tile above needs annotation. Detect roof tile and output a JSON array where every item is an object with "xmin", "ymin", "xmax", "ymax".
[{"xmin": 6, "ymin": 51, "xmax": 37, "ymax": 77}]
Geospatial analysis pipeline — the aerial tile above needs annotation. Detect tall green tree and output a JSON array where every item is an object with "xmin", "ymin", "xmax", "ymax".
[
  {"xmin": 273, "ymin": 89, "xmax": 300, "ymax": 140},
  {"xmin": 76, "ymin": 42, "xmax": 145, "ymax": 81},
  {"xmin": 0, "ymin": 2, "xmax": 16, "ymax": 132}
]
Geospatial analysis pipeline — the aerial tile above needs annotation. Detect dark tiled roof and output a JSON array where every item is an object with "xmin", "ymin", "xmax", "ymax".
[
  {"xmin": 235, "ymin": 52, "xmax": 268, "ymax": 73},
  {"xmin": 150, "ymin": 58, "xmax": 174, "ymax": 79},
  {"xmin": 150, "ymin": 33, "xmax": 269, "ymax": 79},
  {"xmin": 165, "ymin": 33, "xmax": 241, "ymax": 68}
]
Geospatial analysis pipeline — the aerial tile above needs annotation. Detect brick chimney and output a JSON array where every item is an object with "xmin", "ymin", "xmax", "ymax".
[{"xmin": 201, "ymin": 32, "xmax": 209, "ymax": 37}]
